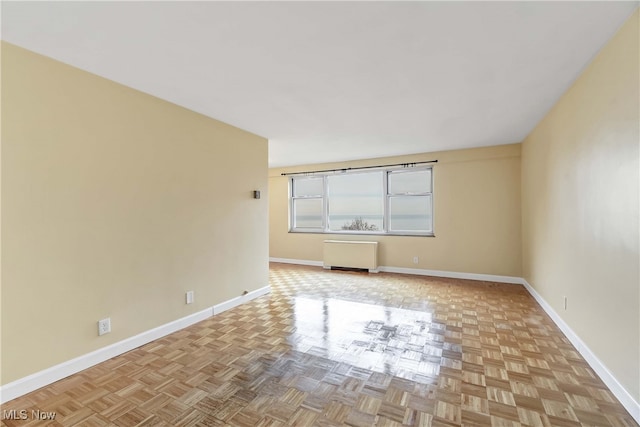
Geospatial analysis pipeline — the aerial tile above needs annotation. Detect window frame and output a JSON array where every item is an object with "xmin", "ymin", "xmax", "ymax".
[
  {"xmin": 289, "ymin": 166, "xmax": 434, "ymax": 237},
  {"xmin": 290, "ymin": 176, "xmax": 326, "ymax": 232},
  {"xmin": 326, "ymin": 169, "xmax": 385, "ymax": 233}
]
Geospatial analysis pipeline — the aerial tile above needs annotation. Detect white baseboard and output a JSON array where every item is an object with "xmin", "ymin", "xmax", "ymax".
[
  {"xmin": 0, "ymin": 285, "xmax": 271, "ymax": 404},
  {"xmin": 522, "ymin": 279, "xmax": 640, "ymax": 423},
  {"xmin": 377, "ymin": 265, "xmax": 522, "ymax": 284},
  {"xmin": 269, "ymin": 257, "xmax": 323, "ymax": 267},
  {"xmin": 213, "ymin": 286, "xmax": 271, "ymax": 315},
  {"xmin": 269, "ymin": 258, "xmax": 521, "ymax": 284}
]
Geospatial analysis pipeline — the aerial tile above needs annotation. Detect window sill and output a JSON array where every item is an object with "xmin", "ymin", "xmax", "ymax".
[{"xmin": 288, "ymin": 230, "xmax": 435, "ymax": 237}]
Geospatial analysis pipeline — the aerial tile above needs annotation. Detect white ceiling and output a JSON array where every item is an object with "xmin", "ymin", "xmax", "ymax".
[{"xmin": 2, "ymin": 1, "xmax": 637, "ymax": 167}]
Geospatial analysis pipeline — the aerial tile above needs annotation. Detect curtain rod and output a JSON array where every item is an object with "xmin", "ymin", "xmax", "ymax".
[{"xmin": 281, "ymin": 160, "xmax": 438, "ymax": 176}]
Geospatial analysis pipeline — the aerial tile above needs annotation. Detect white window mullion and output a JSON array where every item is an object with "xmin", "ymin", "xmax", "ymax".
[
  {"xmin": 289, "ymin": 177, "xmax": 294, "ymax": 230},
  {"xmin": 323, "ymin": 176, "xmax": 329, "ymax": 232},
  {"xmin": 383, "ymin": 171, "xmax": 390, "ymax": 233}
]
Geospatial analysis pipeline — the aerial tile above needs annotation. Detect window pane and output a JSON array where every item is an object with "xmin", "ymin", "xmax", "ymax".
[
  {"xmin": 294, "ymin": 198, "xmax": 323, "ymax": 228},
  {"xmin": 327, "ymin": 172, "xmax": 383, "ymax": 231},
  {"xmin": 389, "ymin": 195, "xmax": 432, "ymax": 231},
  {"xmin": 388, "ymin": 169, "xmax": 431, "ymax": 194},
  {"xmin": 293, "ymin": 177, "xmax": 323, "ymax": 197}
]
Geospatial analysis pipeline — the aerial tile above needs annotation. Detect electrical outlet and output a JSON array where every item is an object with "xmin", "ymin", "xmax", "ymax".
[
  {"xmin": 98, "ymin": 318, "xmax": 111, "ymax": 336},
  {"xmin": 563, "ymin": 296, "xmax": 568, "ymax": 310},
  {"xmin": 412, "ymin": 256, "xmax": 419, "ymax": 264},
  {"xmin": 186, "ymin": 291, "xmax": 194, "ymax": 304}
]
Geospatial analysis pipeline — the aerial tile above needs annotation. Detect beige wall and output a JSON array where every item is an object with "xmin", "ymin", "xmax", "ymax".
[
  {"xmin": 1, "ymin": 43, "xmax": 269, "ymax": 385},
  {"xmin": 522, "ymin": 10, "xmax": 639, "ymax": 403},
  {"xmin": 270, "ymin": 144, "xmax": 522, "ymax": 277}
]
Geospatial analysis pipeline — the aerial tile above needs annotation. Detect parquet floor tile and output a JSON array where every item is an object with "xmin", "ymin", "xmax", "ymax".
[{"xmin": 1, "ymin": 263, "xmax": 637, "ymax": 426}]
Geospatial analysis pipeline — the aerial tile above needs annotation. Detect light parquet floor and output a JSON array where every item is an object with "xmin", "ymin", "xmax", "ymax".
[{"xmin": 1, "ymin": 263, "xmax": 637, "ymax": 427}]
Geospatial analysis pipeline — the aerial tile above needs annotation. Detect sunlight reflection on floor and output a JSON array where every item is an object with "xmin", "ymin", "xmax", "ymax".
[{"xmin": 290, "ymin": 296, "xmax": 442, "ymax": 383}]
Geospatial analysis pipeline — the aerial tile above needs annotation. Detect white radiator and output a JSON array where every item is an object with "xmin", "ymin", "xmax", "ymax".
[{"xmin": 323, "ymin": 240, "xmax": 379, "ymax": 273}]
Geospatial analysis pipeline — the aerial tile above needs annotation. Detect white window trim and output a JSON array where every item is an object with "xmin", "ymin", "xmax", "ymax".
[
  {"xmin": 385, "ymin": 169, "xmax": 434, "ymax": 235},
  {"xmin": 290, "ymin": 177, "xmax": 325, "ymax": 232},
  {"xmin": 289, "ymin": 166, "xmax": 434, "ymax": 237}
]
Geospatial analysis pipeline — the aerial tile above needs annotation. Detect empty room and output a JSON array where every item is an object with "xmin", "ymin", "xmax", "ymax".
[{"xmin": 1, "ymin": 2, "xmax": 638, "ymax": 426}]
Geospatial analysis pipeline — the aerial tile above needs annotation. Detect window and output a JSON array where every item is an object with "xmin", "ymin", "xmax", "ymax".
[
  {"xmin": 387, "ymin": 169, "xmax": 432, "ymax": 233},
  {"xmin": 289, "ymin": 166, "xmax": 433, "ymax": 236},
  {"xmin": 291, "ymin": 176, "xmax": 324, "ymax": 230},
  {"xmin": 328, "ymin": 172, "xmax": 384, "ymax": 232}
]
